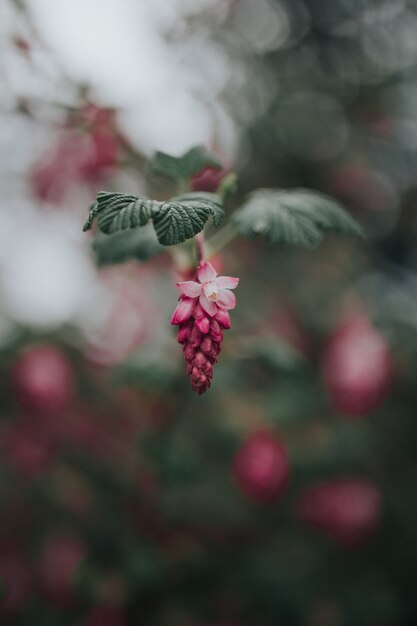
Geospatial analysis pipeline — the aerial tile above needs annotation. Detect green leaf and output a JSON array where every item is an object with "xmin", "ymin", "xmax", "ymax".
[
  {"xmin": 231, "ymin": 188, "xmax": 364, "ymax": 248},
  {"xmin": 148, "ymin": 146, "xmax": 222, "ymax": 183},
  {"xmin": 92, "ymin": 224, "xmax": 164, "ymax": 266},
  {"xmin": 218, "ymin": 172, "xmax": 238, "ymax": 202},
  {"xmin": 152, "ymin": 192, "xmax": 223, "ymax": 245},
  {"xmin": 83, "ymin": 191, "xmax": 159, "ymax": 235},
  {"xmin": 84, "ymin": 191, "xmax": 224, "ymax": 247},
  {"xmin": 82, "ymin": 201, "xmax": 100, "ymax": 232},
  {"xmin": 240, "ymin": 335, "xmax": 305, "ymax": 372}
]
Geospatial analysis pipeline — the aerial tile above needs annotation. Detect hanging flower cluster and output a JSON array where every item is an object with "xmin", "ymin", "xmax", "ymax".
[{"xmin": 171, "ymin": 261, "xmax": 239, "ymax": 395}]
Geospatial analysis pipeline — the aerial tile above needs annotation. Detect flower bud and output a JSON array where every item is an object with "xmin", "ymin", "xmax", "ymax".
[
  {"xmin": 200, "ymin": 337, "xmax": 213, "ymax": 355},
  {"xmin": 177, "ymin": 323, "xmax": 192, "ymax": 344},
  {"xmin": 196, "ymin": 316, "xmax": 210, "ymax": 334},
  {"xmin": 189, "ymin": 326, "xmax": 203, "ymax": 349}
]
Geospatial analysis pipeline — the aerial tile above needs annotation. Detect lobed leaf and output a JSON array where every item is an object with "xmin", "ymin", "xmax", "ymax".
[
  {"xmin": 92, "ymin": 225, "xmax": 164, "ymax": 266},
  {"xmin": 148, "ymin": 146, "xmax": 223, "ymax": 183},
  {"xmin": 84, "ymin": 191, "xmax": 160, "ymax": 235},
  {"xmin": 152, "ymin": 192, "xmax": 223, "ymax": 245},
  {"xmin": 83, "ymin": 201, "xmax": 100, "ymax": 232},
  {"xmin": 84, "ymin": 191, "xmax": 224, "ymax": 247},
  {"xmin": 231, "ymin": 189, "xmax": 364, "ymax": 248}
]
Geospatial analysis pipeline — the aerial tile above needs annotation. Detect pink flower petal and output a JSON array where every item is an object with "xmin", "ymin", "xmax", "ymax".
[
  {"xmin": 215, "ymin": 309, "xmax": 231, "ymax": 329},
  {"xmin": 192, "ymin": 303, "xmax": 205, "ymax": 319},
  {"xmin": 198, "ymin": 262, "xmax": 217, "ymax": 284},
  {"xmin": 196, "ymin": 316, "xmax": 210, "ymax": 334},
  {"xmin": 216, "ymin": 289, "xmax": 236, "ymax": 310},
  {"xmin": 199, "ymin": 293, "xmax": 218, "ymax": 317},
  {"xmin": 170, "ymin": 297, "xmax": 196, "ymax": 325},
  {"xmin": 177, "ymin": 281, "xmax": 202, "ymax": 298},
  {"xmin": 215, "ymin": 276, "xmax": 239, "ymax": 290}
]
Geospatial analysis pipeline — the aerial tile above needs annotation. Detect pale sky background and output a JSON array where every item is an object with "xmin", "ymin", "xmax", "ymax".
[
  {"xmin": 25, "ymin": 0, "xmax": 235, "ymax": 155},
  {"xmin": 0, "ymin": 0, "xmax": 238, "ymax": 339}
]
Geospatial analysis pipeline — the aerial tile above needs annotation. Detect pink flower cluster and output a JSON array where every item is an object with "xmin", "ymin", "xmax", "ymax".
[
  {"xmin": 171, "ymin": 262, "xmax": 239, "ymax": 395},
  {"xmin": 30, "ymin": 106, "xmax": 118, "ymax": 203}
]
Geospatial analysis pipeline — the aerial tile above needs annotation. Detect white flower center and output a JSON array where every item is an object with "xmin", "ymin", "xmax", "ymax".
[{"xmin": 204, "ymin": 281, "xmax": 218, "ymax": 301}]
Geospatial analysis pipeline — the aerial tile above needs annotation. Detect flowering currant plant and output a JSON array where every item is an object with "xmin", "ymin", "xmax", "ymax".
[{"xmin": 84, "ymin": 146, "xmax": 363, "ymax": 395}]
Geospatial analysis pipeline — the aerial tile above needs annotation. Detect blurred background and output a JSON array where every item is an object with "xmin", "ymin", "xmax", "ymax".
[{"xmin": 1, "ymin": 0, "xmax": 417, "ymax": 624}]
